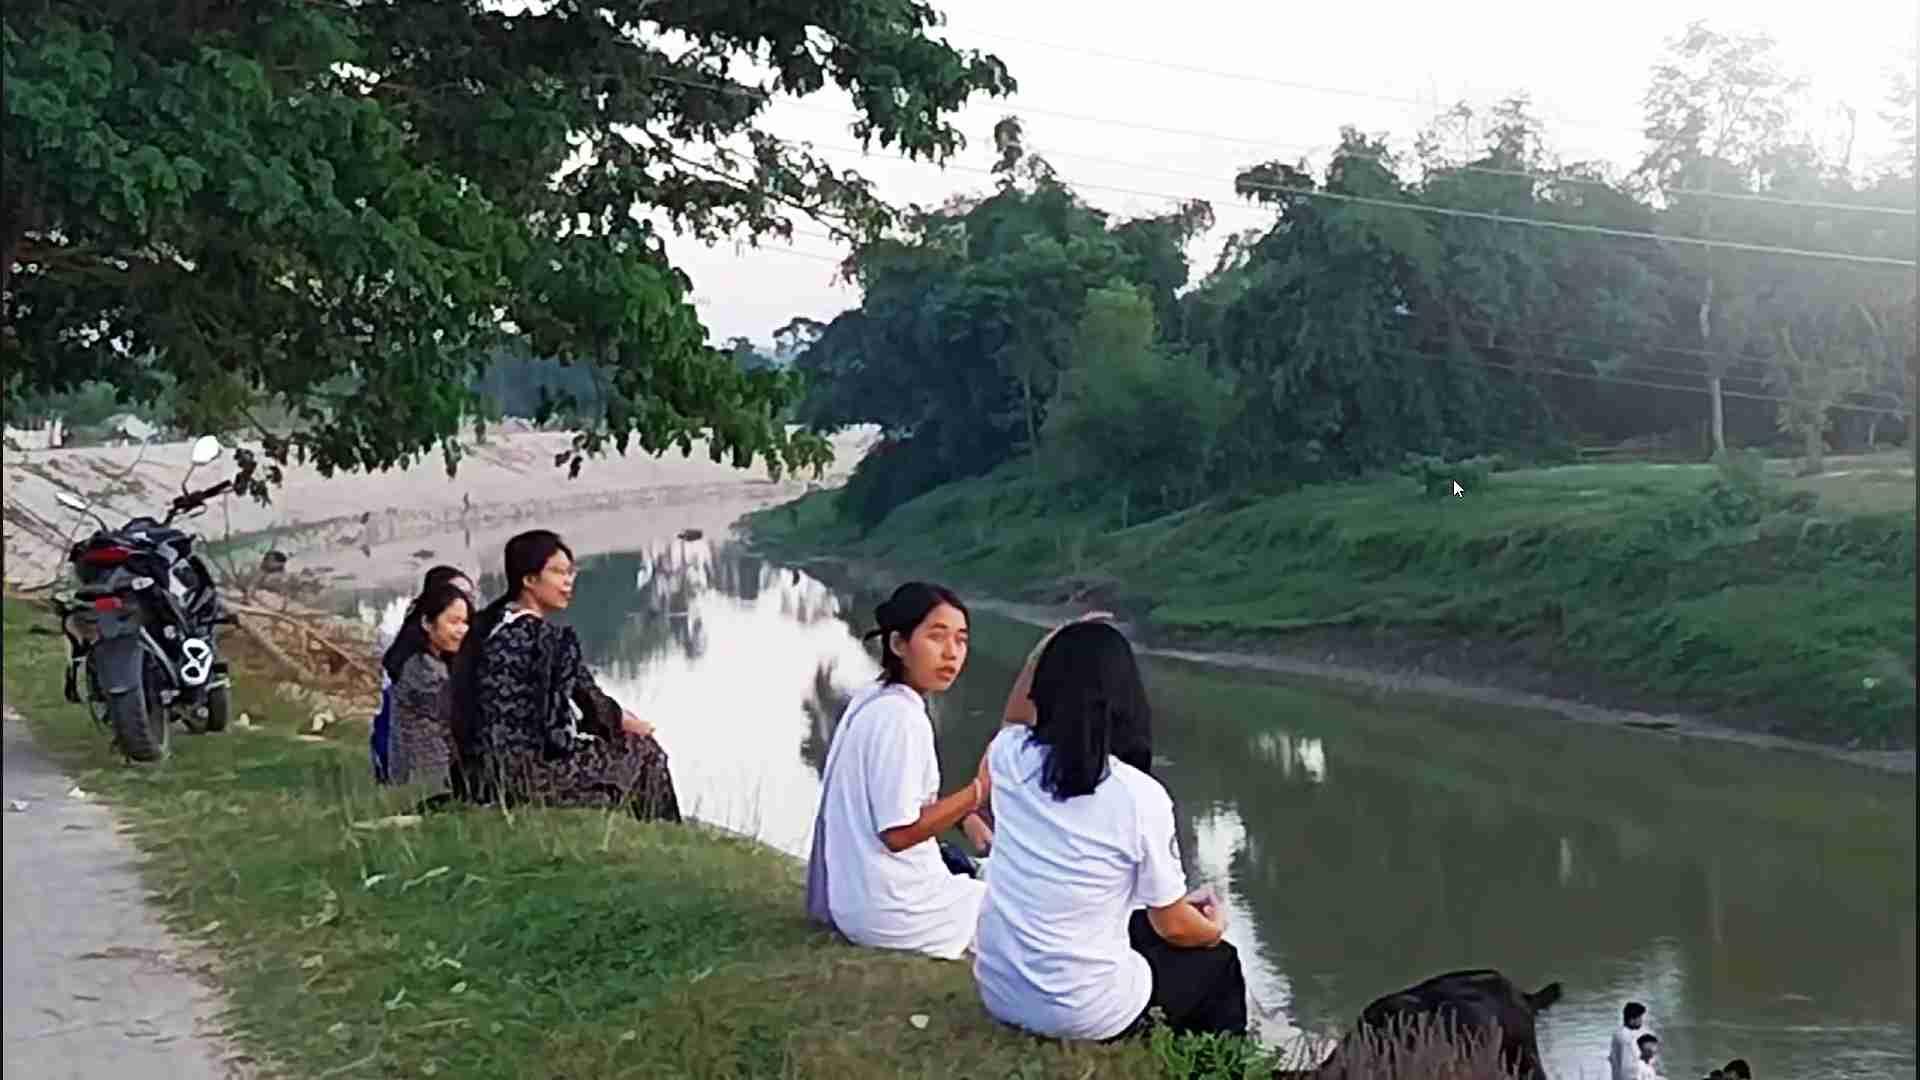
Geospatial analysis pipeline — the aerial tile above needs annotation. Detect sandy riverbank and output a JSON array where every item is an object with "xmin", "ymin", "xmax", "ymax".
[{"xmin": 3, "ymin": 427, "xmax": 879, "ymax": 593}]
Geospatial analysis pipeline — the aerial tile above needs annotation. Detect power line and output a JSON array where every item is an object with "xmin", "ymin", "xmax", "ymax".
[
  {"xmin": 1446, "ymin": 317, "xmax": 1843, "ymax": 375},
  {"xmin": 727, "ymin": 243, "xmax": 849, "ymax": 266},
  {"xmin": 1444, "ymin": 337, "xmax": 1777, "ymax": 389},
  {"xmin": 1418, "ymin": 342, "xmax": 1907, "ymax": 419},
  {"xmin": 946, "ymin": 18, "xmax": 1918, "ymax": 209},
  {"xmin": 938, "ymin": 23, "xmax": 1644, "ymax": 146},
  {"xmin": 782, "ymin": 233, "xmax": 1901, "ymax": 414},
  {"xmin": 650, "ymin": 71, "xmax": 1917, "ymax": 220},
  {"xmin": 788, "ymin": 222, "xmax": 1779, "ymax": 387},
  {"xmin": 981, "ymin": 128, "xmax": 1918, "ymax": 220},
  {"xmin": 785, "ymin": 135, "xmax": 1918, "ymax": 268}
]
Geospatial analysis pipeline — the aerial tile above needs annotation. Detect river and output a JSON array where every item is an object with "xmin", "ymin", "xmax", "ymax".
[{"xmin": 339, "ymin": 533, "xmax": 1917, "ymax": 1080}]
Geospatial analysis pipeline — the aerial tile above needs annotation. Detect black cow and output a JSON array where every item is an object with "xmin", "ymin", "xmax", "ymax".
[{"xmin": 1277, "ymin": 969, "xmax": 1563, "ymax": 1080}]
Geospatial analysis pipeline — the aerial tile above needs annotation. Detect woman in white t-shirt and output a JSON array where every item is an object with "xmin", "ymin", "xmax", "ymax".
[
  {"xmin": 806, "ymin": 583, "xmax": 993, "ymax": 960},
  {"xmin": 972, "ymin": 620, "xmax": 1248, "ymax": 1042}
]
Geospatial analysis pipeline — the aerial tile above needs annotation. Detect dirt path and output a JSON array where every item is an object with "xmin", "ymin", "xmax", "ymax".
[{"xmin": 2, "ymin": 708, "xmax": 253, "ymax": 1080}]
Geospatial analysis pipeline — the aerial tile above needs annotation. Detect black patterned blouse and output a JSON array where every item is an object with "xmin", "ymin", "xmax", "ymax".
[{"xmin": 463, "ymin": 608, "xmax": 680, "ymax": 820}]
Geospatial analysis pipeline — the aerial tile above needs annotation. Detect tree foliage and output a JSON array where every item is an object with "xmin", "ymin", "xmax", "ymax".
[
  {"xmin": 2, "ymin": 0, "xmax": 1012, "ymax": 492},
  {"xmin": 1045, "ymin": 282, "xmax": 1229, "ymax": 517},
  {"xmin": 791, "ymin": 135, "xmax": 1199, "ymax": 524},
  {"xmin": 782, "ymin": 20, "xmax": 1915, "ymax": 532}
]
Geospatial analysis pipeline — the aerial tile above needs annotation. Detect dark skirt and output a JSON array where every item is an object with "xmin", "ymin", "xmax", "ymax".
[
  {"xmin": 1106, "ymin": 909, "xmax": 1249, "ymax": 1041},
  {"xmin": 457, "ymin": 733, "xmax": 682, "ymax": 822}
]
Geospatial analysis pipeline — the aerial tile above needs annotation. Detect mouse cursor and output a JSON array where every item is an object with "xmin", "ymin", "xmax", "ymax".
[{"xmin": 1449, "ymin": 481, "xmax": 1465, "ymax": 498}]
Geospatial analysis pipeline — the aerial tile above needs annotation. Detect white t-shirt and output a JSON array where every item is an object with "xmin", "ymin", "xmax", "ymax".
[
  {"xmin": 971, "ymin": 725, "xmax": 1190, "ymax": 1041},
  {"xmin": 1610, "ymin": 1027, "xmax": 1642, "ymax": 1080},
  {"xmin": 817, "ymin": 681, "xmax": 985, "ymax": 960}
]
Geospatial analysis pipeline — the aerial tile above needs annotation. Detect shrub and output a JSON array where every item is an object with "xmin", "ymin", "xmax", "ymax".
[
  {"xmin": 1046, "ymin": 283, "xmax": 1232, "ymax": 517},
  {"xmin": 1398, "ymin": 452, "xmax": 1509, "ymax": 496},
  {"xmin": 840, "ymin": 434, "xmax": 961, "ymax": 532}
]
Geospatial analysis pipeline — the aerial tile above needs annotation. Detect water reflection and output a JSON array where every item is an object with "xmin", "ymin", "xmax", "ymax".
[
  {"xmin": 588, "ymin": 539, "xmax": 875, "ymax": 857},
  {"xmin": 337, "ymin": 539, "xmax": 1917, "ymax": 1080},
  {"xmin": 1189, "ymin": 806, "xmax": 1303, "ymax": 1044},
  {"xmin": 1251, "ymin": 729, "xmax": 1328, "ymax": 784}
]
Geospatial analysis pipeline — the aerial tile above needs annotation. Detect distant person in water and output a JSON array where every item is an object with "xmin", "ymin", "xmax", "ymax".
[
  {"xmin": 383, "ymin": 582, "xmax": 470, "ymax": 789},
  {"xmin": 1612, "ymin": 1001, "xmax": 1650, "ymax": 1080},
  {"xmin": 448, "ymin": 531, "xmax": 680, "ymax": 820},
  {"xmin": 1634, "ymin": 1033, "xmax": 1663, "ymax": 1079},
  {"xmin": 372, "ymin": 565, "xmax": 473, "ymax": 783},
  {"xmin": 972, "ymin": 621, "xmax": 1246, "ymax": 1043},
  {"xmin": 805, "ymin": 583, "xmax": 990, "ymax": 960},
  {"xmin": 1713, "ymin": 1059, "xmax": 1750, "ymax": 1080}
]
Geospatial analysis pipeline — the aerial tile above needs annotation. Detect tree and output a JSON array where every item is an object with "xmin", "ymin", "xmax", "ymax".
[
  {"xmin": 772, "ymin": 316, "xmax": 826, "ymax": 366},
  {"xmin": 1742, "ymin": 145, "xmax": 1915, "ymax": 474},
  {"xmin": 1639, "ymin": 20, "xmax": 1806, "ymax": 455},
  {"xmin": 1415, "ymin": 95, "xmax": 1669, "ymax": 433},
  {"xmin": 3, "ymin": 1, "xmax": 1013, "ymax": 492},
  {"xmin": 1878, "ymin": 53, "xmax": 1920, "ymax": 464},
  {"xmin": 790, "ymin": 129, "xmax": 1202, "ymax": 523},
  {"xmin": 724, "ymin": 336, "xmax": 777, "ymax": 373},
  {"xmin": 1045, "ymin": 282, "xmax": 1228, "ymax": 518},
  {"xmin": 472, "ymin": 349, "xmax": 611, "ymax": 426},
  {"xmin": 1878, "ymin": 44, "xmax": 1918, "ymax": 182},
  {"xmin": 1199, "ymin": 128, "xmax": 1540, "ymax": 488}
]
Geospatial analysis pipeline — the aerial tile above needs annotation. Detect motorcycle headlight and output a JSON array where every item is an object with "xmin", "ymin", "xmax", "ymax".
[{"xmin": 130, "ymin": 576, "xmax": 157, "ymax": 591}]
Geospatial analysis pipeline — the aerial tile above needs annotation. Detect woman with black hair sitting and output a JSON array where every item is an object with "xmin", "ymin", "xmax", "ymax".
[
  {"xmin": 372, "ymin": 565, "xmax": 473, "ymax": 783},
  {"xmin": 971, "ymin": 620, "xmax": 1247, "ymax": 1042},
  {"xmin": 384, "ymin": 581, "xmax": 471, "ymax": 790},
  {"xmin": 965, "ymin": 611, "xmax": 1143, "ymax": 854},
  {"xmin": 447, "ymin": 530, "xmax": 679, "ymax": 820},
  {"xmin": 805, "ymin": 582, "xmax": 992, "ymax": 960}
]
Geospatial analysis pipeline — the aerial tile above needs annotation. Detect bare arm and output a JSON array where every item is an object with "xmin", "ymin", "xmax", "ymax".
[
  {"xmin": 1002, "ymin": 611, "xmax": 1115, "ymax": 726},
  {"xmin": 961, "ymin": 810, "xmax": 994, "ymax": 854},
  {"xmin": 1001, "ymin": 658, "xmax": 1041, "ymax": 726},
  {"xmin": 1146, "ymin": 898, "xmax": 1226, "ymax": 949},
  {"xmin": 880, "ymin": 779, "xmax": 986, "ymax": 853}
]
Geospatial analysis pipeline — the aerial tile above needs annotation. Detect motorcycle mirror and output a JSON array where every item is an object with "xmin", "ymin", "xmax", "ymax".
[
  {"xmin": 55, "ymin": 491, "xmax": 89, "ymax": 513},
  {"xmin": 190, "ymin": 435, "xmax": 224, "ymax": 467}
]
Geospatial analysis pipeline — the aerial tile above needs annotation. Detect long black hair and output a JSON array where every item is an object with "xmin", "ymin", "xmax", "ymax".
[
  {"xmin": 381, "ymin": 565, "xmax": 470, "ymax": 681},
  {"xmin": 396, "ymin": 583, "xmax": 471, "ymax": 667},
  {"xmin": 448, "ymin": 531, "xmax": 572, "ymax": 753},
  {"xmin": 1026, "ymin": 621, "xmax": 1154, "ymax": 800},
  {"xmin": 862, "ymin": 582, "xmax": 968, "ymax": 685}
]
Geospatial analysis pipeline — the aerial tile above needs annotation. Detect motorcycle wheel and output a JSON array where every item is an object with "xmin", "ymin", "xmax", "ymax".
[
  {"xmin": 203, "ymin": 681, "xmax": 231, "ymax": 733},
  {"xmin": 83, "ymin": 662, "xmax": 112, "ymax": 730},
  {"xmin": 106, "ymin": 659, "xmax": 170, "ymax": 764}
]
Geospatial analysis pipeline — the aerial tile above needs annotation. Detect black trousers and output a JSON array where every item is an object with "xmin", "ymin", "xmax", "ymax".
[{"xmin": 1108, "ymin": 909, "xmax": 1250, "ymax": 1040}]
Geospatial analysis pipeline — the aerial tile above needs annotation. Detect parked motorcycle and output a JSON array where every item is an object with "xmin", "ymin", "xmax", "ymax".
[{"xmin": 50, "ymin": 436, "xmax": 251, "ymax": 763}]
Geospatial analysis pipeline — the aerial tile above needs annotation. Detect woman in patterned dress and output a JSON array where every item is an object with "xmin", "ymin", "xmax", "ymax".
[
  {"xmin": 385, "ymin": 581, "xmax": 470, "ymax": 789},
  {"xmin": 372, "ymin": 565, "xmax": 472, "ymax": 782},
  {"xmin": 448, "ymin": 530, "xmax": 681, "ymax": 820}
]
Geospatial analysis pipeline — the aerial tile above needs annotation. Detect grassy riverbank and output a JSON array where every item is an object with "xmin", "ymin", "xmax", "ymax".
[
  {"xmin": 0, "ymin": 598, "xmax": 1293, "ymax": 1079},
  {"xmin": 747, "ymin": 454, "xmax": 1917, "ymax": 750}
]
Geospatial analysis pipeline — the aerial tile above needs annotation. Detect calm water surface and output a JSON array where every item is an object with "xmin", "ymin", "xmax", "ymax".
[{"xmin": 345, "ymin": 537, "xmax": 1917, "ymax": 1080}]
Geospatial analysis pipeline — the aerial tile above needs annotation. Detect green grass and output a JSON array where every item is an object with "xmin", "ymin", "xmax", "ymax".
[
  {"xmin": 748, "ymin": 456, "xmax": 1916, "ymax": 749},
  {"xmin": 0, "ymin": 598, "xmax": 1295, "ymax": 1080}
]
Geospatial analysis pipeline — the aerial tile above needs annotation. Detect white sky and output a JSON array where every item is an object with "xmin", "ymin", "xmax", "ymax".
[{"xmin": 653, "ymin": 0, "xmax": 1917, "ymax": 347}]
